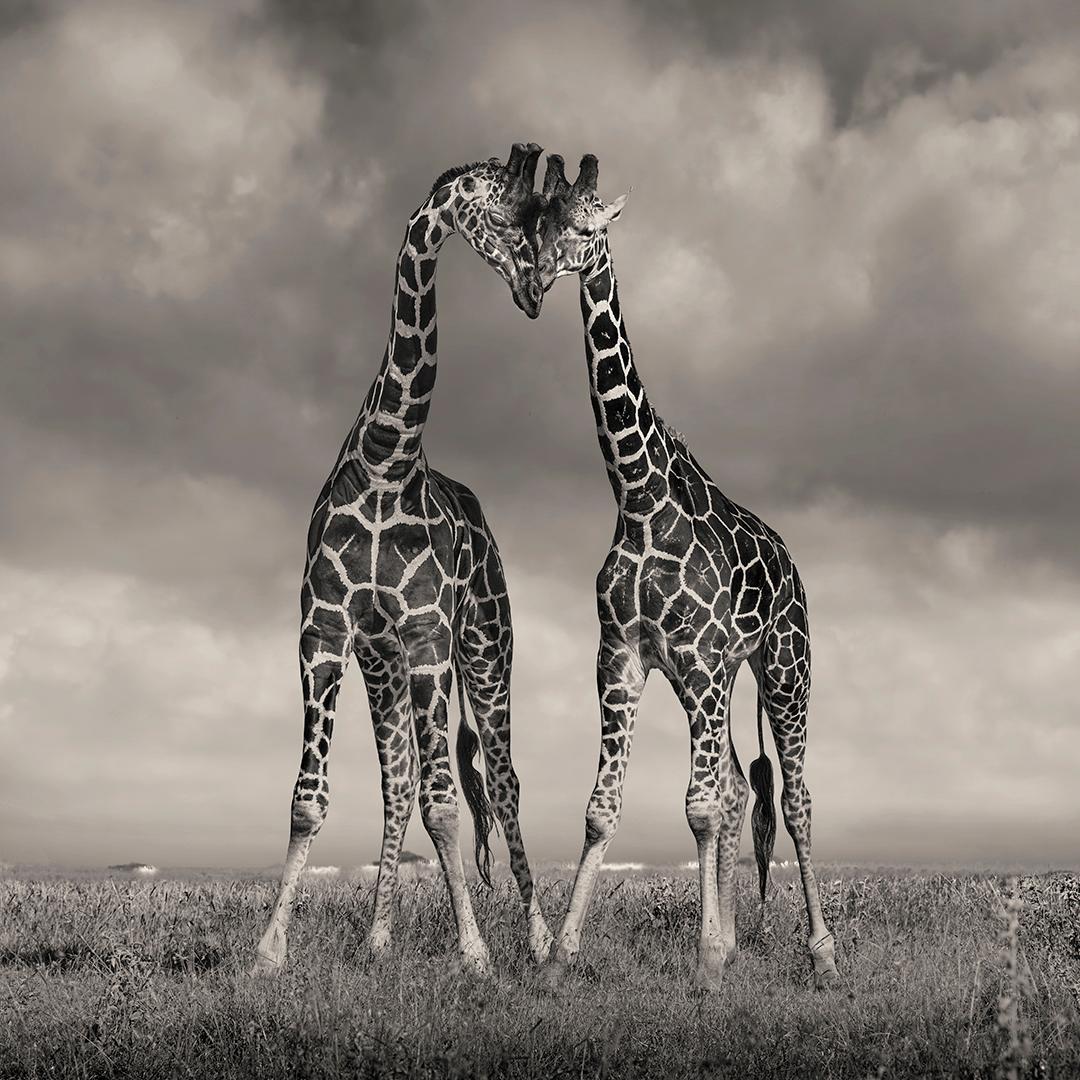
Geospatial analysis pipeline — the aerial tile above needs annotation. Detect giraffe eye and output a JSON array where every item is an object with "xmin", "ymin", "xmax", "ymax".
[{"xmin": 488, "ymin": 210, "xmax": 511, "ymax": 228}]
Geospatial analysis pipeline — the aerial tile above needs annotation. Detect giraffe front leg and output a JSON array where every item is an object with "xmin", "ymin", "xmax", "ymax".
[
  {"xmin": 677, "ymin": 665, "xmax": 746, "ymax": 992},
  {"xmin": 359, "ymin": 648, "xmax": 417, "ymax": 956},
  {"xmin": 369, "ymin": 758, "xmax": 418, "ymax": 955},
  {"xmin": 405, "ymin": 616, "xmax": 492, "ymax": 976},
  {"xmin": 545, "ymin": 636, "xmax": 645, "ymax": 984},
  {"xmin": 691, "ymin": 765, "xmax": 748, "ymax": 990},
  {"xmin": 253, "ymin": 629, "xmax": 348, "ymax": 976},
  {"xmin": 783, "ymin": 770, "xmax": 838, "ymax": 989},
  {"xmin": 474, "ymin": 713, "xmax": 552, "ymax": 964},
  {"xmin": 778, "ymin": 769, "xmax": 838, "ymax": 989}
]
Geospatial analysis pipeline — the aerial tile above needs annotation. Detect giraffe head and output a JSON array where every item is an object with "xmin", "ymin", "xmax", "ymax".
[
  {"xmin": 536, "ymin": 153, "xmax": 629, "ymax": 290},
  {"xmin": 429, "ymin": 143, "xmax": 547, "ymax": 319}
]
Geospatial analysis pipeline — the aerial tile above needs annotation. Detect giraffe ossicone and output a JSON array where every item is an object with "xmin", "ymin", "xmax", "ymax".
[
  {"xmin": 536, "ymin": 151, "xmax": 840, "ymax": 992},
  {"xmin": 253, "ymin": 144, "xmax": 553, "ymax": 978}
]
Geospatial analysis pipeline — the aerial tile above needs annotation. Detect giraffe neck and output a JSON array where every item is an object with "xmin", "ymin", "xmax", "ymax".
[
  {"xmin": 348, "ymin": 199, "xmax": 451, "ymax": 483},
  {"xmin": 580, "ymin": 244, "xmax": 671, "ymax": 512}
]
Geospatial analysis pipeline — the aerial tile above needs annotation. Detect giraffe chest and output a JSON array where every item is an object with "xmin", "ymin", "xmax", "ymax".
[
  {"xmin": 600, "ymin": 510, "xmax": 777, "ymax": 670},
  {"xmin": 637, "ymin": 554, "xmax": 733, "ymax": 668},
  {"xmin": 638, "ymin": 562, "xmax": 771, "ymax": 673},
  {"xmin": 371, "ymin": 520, "xmax": 458, "ymax": 593},
  {"xmin": 309, "ymin": 476, "xmax": 472, "ymax": 631}
]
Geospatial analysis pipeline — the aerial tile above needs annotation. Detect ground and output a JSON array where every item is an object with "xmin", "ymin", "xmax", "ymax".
[{"xmin": 1, "ymin": 866, "xmax": 1078, "ymax": 1079}]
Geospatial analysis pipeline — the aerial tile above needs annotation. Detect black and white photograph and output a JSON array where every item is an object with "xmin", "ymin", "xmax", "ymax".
[{"xmin": 1, "ymin": 1, "xmax": 1078, "ymax": 1077}]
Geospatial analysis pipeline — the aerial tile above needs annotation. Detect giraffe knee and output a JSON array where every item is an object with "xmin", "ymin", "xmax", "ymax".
[
  {"xmin": 685, "ymin": 799, "xmax": 722, "ymax": 841},
  {"xmin": 584, "ymin": 802, "xmax": 619, "ymax": 848},
  {"xmin": 420, "ymin": 797, "xmax": 459, "ymax": 845},
  {"xmin": 290, "ymin": 791, "xmax": 327, "ymax": 837}
]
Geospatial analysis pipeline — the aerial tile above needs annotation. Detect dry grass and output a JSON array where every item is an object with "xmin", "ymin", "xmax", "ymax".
[{"xmin": 1, "ymin": 867, "xmax": 1078, "ymax": 1079}]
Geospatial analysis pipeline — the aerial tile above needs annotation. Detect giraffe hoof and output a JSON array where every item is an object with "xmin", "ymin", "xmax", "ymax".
[
  {"xmin": 252, "ymin": 926, "xmax": 287, "ymax": 976},
  {"xmin": 694, "ymin": 949, "xmax": 728, "ymax": 993},
  {"xmin": 251, "ymin": 951, "xmax": 284, "ymax": 978},
  {"xmin": 693, "ymin": 970, "xmax": 725, "ymax": 993},
  {"xmin": 810, "ymin": 933, "xmax": 838, "ymax": 990},
  {"xmin": 530, "ymin": 927, "xmax": 556, "ymax": 967},
  {"xmin": 539, "ymin": 957, "xmax": 572, "ymax": 992},
  {"xmin": 368, "ymin": 928, "xmax": 392, "ymax": 957},
  {"xmin": 455, "ymin": 949, "xmax": 494, "ymax": 979}
]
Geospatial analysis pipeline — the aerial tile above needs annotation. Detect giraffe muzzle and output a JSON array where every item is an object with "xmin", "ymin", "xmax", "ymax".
[{"xmin": 512, "ymin": 275, "xmax": 543, "ymax": 319}]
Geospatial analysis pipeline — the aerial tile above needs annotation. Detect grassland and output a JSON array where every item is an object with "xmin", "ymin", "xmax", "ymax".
[{"xmin": 1, "ymin": 866, "xmax": 1078, "ymax": 1079}]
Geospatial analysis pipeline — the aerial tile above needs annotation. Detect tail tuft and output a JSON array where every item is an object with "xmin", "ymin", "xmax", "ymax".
[
  {"xmin": 454, "ymin": 665, "xmax": 495, "ymax": 888},
  {"xmin": 749, "ymin": 752, "xmax": 776, "ymax": 904}
]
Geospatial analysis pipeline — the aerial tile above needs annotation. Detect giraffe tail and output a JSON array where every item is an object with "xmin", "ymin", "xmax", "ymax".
[
  {"xmin": 749, "ymin": 688, "xmax": 776, "ymax": 904},
  {"xmin": 453, "ymin": 657, "xmax": 496, "ymax": 889}
]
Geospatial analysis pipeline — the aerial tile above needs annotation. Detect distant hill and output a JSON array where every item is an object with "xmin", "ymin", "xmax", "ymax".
[
  {"xmin": 363, "ymin": 851, "xmax": 432, "ymax": 869},
  {"xmin": 108, "ymin": 863, "xmax": 157, "ymax": 873}
]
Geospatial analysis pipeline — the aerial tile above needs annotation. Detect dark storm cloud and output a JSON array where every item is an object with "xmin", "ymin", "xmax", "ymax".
[
  {"xmin": 675, "ymin": 210, "xmax": 1080, "ymax": 532},
  {"xmin": 2, "ymin": 0, "xmax": 1078, "ymax": 867},
  {"xmin": 268, "ymin": 0, "xmax": 1080, "ymax": 571},
  {"xmin": 4, "ymin": 0, "xmax": 1077, "ymax": 586},
  {"xmin": 638, "ymin": 0, "xmax": 1080, "ymax": 125}
]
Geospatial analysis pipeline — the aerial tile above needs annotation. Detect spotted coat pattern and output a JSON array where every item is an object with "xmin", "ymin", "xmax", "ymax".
[
  {"xmin": 538, "ymin": 155, "xmax": 838, "ymax": 989},
  {"xmin": 254, "ymin": 149, "xmax": 552, "ymax": 976}
]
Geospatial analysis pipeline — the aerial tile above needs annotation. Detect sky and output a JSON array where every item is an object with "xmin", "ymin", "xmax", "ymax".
[{"xmin": 1, "ymin": 0, "xmax": 1078, "ymax": 871}]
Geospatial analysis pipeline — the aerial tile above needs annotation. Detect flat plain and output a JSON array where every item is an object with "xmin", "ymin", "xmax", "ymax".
[{"xmin": 1, "ymin": 865, "xmax": 1078, "ymax": 1079}]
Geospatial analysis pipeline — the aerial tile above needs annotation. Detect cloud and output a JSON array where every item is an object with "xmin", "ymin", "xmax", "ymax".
[
  {"xmin": 0, "ymin": 0, "xmax": 327, "ymax": 298},
  {"xmin": 636, "ymin": 0, "xmax": 1080, "ymax": 126}
]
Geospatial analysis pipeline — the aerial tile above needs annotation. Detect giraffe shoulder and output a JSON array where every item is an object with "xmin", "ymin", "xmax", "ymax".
[{"xmin": 429, "ymin": 470, "xmax": 501, "ymax": 558}]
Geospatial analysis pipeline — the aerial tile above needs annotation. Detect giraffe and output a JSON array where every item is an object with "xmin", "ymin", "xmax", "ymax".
[
  {"xmin": 535, "ymin": 154, "xmax": 839, "ymax": 991},
  {"xmin": 253, "ymin": 144, "xmax": 553, "ymax": 977}
]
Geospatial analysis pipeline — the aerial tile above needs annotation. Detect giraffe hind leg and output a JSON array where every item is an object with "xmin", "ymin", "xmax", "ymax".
[
  {"xmin": 457, "ymin": 594, "xmax": 553, "ymax": 964},
  {"xmin": 755, "ymin": 614, "xmax": 839, "ymax": 988}
]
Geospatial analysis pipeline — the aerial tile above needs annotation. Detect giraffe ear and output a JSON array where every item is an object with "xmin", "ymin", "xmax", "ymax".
[{"xmin": 593, "ymin": 190, "xmax": 630, "ymax": 228}]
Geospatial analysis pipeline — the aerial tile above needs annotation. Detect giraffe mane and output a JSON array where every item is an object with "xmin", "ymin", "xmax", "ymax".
[
  {"xmin": 653, "ymin": 409, "xmax": 688, "ymax": 447},
  {"xmin": 428, "ymin": 161, "xmax": 487, "ymax": 196}
]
